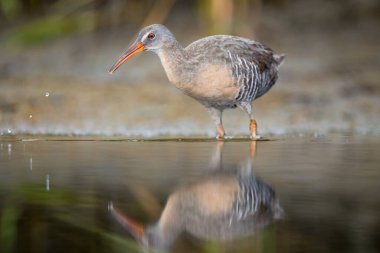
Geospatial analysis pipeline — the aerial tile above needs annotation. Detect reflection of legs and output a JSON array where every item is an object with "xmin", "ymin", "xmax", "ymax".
[
  {"xmin": 240, "ymin": 141, "xmax": 257, "ymax": 177},
  {"xmin": 245, "ymin": 141, "xmax": 256, "ymax": 174},
  {"xmin": 210, "ymin": 141, "xmax": 224, "ymax": 170},
  {"xmin": 239, "ymin": 102, "xmax": 259, "ymax": 139},
  {"xmin": 250, "ymin": 141, "xmax": 256, "ymax": 160},
  {"xmin": 205, "ymin": 107, "xmax": 225, "ymax": 139}
]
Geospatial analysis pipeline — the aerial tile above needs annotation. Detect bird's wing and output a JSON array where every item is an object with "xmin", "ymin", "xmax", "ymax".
[
  {"xmin": 185, "ymin": 35, "xmax": 277, "ymax": 72},
  {"xmin": 232, "ymin": 176, "xmax": 276, "ymax": 221},
  {"xmin": 186, "ymin": 36, "xmax": 281, "ymax": 101}
]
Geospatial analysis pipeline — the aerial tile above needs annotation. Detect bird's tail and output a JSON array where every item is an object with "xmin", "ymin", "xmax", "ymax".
[{"xmin": 274, "ymin": 54, "xmax": 286, "ymax": 67}]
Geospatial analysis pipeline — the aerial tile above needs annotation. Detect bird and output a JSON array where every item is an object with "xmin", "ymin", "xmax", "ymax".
[
  {"xmin": 109, "ymin": 139, "xmax": 284, "ymax": 250},
  {"xmin": 109, "ymin": 24, "xmax": 285, "ymax": 139},
  {"xmin": 109, "ymin": 171, "xmax": 283, "ymax": 250}
]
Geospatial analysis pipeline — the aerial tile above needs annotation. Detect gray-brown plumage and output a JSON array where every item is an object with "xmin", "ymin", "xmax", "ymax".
[
  {"xmin": 109, "ymin": 24, "xmax": 285, "ymax": 139},
  {"xmin": 109, "ymin": 171, "xmax": 283, "ymax": 250},
  {"xmin": 109, "ymin": 142, "xmax": 284, "ymax": 250}
]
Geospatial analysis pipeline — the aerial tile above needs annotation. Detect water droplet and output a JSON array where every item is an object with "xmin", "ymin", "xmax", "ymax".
[
  {"xmin": 46, "ymin": 174, "xmax": 50, "ymax": 191},
  {"xmin": 45, "ymin": 92, "xmax": 50, "ymax": 97},
  {"xmin": 29, "ymin": 114, "xmax": 33, "ymax": 119},
  {"xmin": 7, "ymin": 128, "xmax": 12, "ymax": 134},
  {"xmin": 30, "ymin": 157, "xmax": 33, "ymax": 171}
]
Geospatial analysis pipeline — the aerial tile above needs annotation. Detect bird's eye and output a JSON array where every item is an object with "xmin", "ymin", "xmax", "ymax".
[{"xmin": 148, "ymin": 33, "xmax": 155, "ymax": 40}]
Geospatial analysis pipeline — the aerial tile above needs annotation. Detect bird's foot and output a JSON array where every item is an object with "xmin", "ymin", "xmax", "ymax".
[
  {"xmin": 215, "ymin": 135, "xmax": 233, "ymax": 140},
  {"xmin": 250, "ymin": 134, "xmax": 262, "ymax": 140},
  {"xmin": 215, "ymin": 134, "xmax": 225, "ymax": 140},
  {"xmin": 216, "ymin": 124, "xmax": 225, "ymax": 140}
]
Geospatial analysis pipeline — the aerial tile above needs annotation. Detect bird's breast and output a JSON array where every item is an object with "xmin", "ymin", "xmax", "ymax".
[
  {"xmin": 185, "ymin": 64, "xmax": 238, "ymax": 103},
  {"xmin": 159, "ymin": 49, "xmax": 239, "ymax": 104}
]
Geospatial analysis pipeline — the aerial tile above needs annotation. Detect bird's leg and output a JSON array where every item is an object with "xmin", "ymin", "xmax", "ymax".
[
  {"xmin": 249, "ymin": 119, "xmax": 258, "ymax": 139},
  {"xmin": 216, "ymin": 124, "xmax": 225, "ymax": 140},
  {"xmin": 205, "ymin": 107, "xmax": 225, "ymax": 139},
  {"xmin": 238, "ymin": 102, "xmax": 260, "ymax": 140}
]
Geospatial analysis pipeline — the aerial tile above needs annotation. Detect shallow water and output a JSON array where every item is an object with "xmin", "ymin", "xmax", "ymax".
[{"xmin": 0, "ymin": 136, "xmax": 379, "ymax": 253}]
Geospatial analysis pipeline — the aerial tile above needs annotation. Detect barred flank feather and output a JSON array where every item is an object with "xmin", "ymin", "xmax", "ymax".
[{"xmin": 232, "ymin": 175, "xmax": 276, "ymax": 221}]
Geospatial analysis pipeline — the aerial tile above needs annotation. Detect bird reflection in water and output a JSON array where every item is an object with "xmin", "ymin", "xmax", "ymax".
[{"xmin": 109, "ymin": 142, "xmax": 284, "ymax": 250}]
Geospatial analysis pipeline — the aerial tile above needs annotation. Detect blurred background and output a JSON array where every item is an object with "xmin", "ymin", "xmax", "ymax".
[{"xmin": 0, "ymin": 0, "xmax": 379, "ymax": 137}]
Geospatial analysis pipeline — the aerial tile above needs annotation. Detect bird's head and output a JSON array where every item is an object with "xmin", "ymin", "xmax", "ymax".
[{"xmin": 109, "ymin": 24, "xmax": 174, "ymax": 74}]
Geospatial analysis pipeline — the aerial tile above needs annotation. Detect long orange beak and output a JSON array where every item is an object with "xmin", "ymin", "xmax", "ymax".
[
  {"xmin": 109, "ymin": 203, "xmax": 145, "ymax": 242},
  {"xmin": 109, "ymin": 42, "xmax": 145, "ymax": 74}
]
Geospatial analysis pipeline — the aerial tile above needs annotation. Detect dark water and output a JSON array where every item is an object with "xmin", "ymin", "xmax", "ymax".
[{"xmin": 0, "ymin": 136, "xmax": 379, "ymax": 253}]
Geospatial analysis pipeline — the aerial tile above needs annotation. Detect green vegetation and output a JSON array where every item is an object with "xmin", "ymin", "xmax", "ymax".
[
  {"xmin": 0, "ymin": 184, "xmax": 140, "ymax": 253},
  {"xmin": 8, "ymin": 16, "xmax": 81, "ymax": 45},
  {"xmin": 1, "ymin": 0, "xmax": 21, "ymax": 18},
  {"xmin": 1, "ymin": 0, "xmax": 264, "ymax": 45},
  {"xmin": 0, "ymin": 206, "xmax": 19, "ymax": 253}
]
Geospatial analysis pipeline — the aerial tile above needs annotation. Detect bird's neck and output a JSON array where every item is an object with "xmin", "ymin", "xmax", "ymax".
[{"xmin": 156, "ymin": 42, "xmax": 191, "ymax": 89}]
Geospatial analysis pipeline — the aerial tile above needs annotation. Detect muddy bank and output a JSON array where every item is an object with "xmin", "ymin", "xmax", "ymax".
[{"xmin": 1, "ymin": 2, "xmax": 379, "ymax": 137}]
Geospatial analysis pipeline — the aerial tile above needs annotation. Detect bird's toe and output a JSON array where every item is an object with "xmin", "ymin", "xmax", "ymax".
[
  {"xmin": 250, "ymin": 135, "xmax": 262, "ymax": 140},
  {"xmin": 215, "ymin": 135, "xmax": 225, "ymax": 140}
]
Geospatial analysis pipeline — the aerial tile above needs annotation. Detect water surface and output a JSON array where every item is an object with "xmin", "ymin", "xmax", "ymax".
[{"xmin": 0, "ymin": 136, "xmax": 379, "ymax": 253}]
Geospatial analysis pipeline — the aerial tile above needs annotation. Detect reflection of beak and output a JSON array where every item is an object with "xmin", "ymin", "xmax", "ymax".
[
  {"xmin": 109, "ymin": 203, "xmax": 145, "ymax": 242},
  {"xmin": 109, "ymin": 42, "xmax": 145, "ymax": 74}
]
